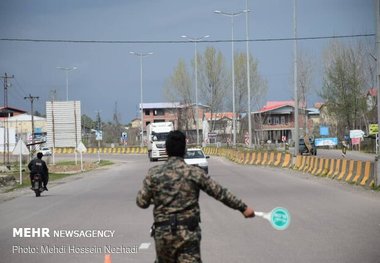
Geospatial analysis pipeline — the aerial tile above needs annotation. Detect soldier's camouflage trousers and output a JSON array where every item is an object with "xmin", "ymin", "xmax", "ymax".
[{"xmin": 153, "ymin": 225, "xmax": 202, "ymax": 263}]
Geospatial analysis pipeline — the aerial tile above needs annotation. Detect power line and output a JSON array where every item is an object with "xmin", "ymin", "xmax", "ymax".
[
  {"xmin": 13, "ymin": 78, "xmax": 29, "ymax": 96},
  {"xmin": 0, "ymin": 33, "xmax": 375, "ymax": 45},
  {"xmin": 11, "ymin": 78, "xmax": 29, "ymax": 103}
]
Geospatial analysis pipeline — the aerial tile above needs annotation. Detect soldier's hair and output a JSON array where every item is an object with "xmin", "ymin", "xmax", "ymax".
[
  {"xmin": 166, "ymin": 130, "xmax": 186, "ymax": 157},
  {"xmin": 37, "ymin": 152, "xmax": 43, "ymax": 159}
]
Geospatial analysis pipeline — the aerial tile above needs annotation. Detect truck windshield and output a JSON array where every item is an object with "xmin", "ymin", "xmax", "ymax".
[{"xmin": 152, "ymin": 132, "xmax": 170, "ymax": 141}]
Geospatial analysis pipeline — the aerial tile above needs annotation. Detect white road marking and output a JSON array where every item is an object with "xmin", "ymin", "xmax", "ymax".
[{"xmin": 139, "ymin": 243, "xmax": 151, "ymax": 250}]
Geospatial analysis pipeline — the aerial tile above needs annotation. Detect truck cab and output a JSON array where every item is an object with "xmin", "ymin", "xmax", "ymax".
[{"xmin": 146, "ymin": 122, "xmax": 174, "ymax": 162}]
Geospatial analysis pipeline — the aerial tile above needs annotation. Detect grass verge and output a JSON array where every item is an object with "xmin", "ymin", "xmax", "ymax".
[{"xmin": 2, "ymin": 160, "xmax": 113, "ymax": 193}]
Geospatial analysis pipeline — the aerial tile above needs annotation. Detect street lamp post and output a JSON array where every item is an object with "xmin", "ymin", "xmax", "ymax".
[
  {"xmin": 181, "ymin": 34, "xmax": 209, "ymax": 146},
  {"xmin": 245, "ymin": 0, "xmax": 252, "ymax": 148},
  {"xmin": 214, "ymin": 9, "xmax": 247, "ymax": 146},
  {"xmin": 130, "ymin": 51, "xmax": 153, "ymax": 147},
  {"xmin": 376, "ymin": 0, "xmax": 380, "ymax": 186},
  {"xmin": 293, "ymin": 0, "xmax": 299, "ymax": 156},
  {"xmin": 56, "ymin": 66, "xmax": 77, "ymax": 101}
]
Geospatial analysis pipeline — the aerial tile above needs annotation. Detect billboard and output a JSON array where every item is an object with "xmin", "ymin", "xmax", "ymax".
[
  {"xmin": 46, "ymin": 101, "xmax": 81, "ymax": 148},
  {"xmin": 0, "ymin": 127, "xmax": 16, "ymax": 152},
  {"xmin": 349, "ymin": 130, "xmax": 365, "ymax": 139},
  {"xmin": 315, "ymin": 137, "xmax": 338, "ymax": 147},
  {"xmin": 320, "ymin": 126, "xmax": 329, "ymax": 136}
]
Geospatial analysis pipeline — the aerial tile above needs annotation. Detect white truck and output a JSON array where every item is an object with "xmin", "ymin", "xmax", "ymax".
[{"xmin": 146, "ymin": 122, "xmax": 174, "ymax": 161}]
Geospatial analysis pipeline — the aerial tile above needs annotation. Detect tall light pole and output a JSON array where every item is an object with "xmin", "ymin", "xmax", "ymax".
[
  {"xmin": 214, "ymin": 9, "xmax": 247, "ymax": 146},
  {"xmin": 181, "ymin": 34, "xmax": 210, "ymax": 146},
  {"xmin": 245, "ymin": 0, "xmax": 252, "ymax": 148},
  {"xmin": 56, "ymin": 66, "xmax": 77, "ymax": 101},
  {"xmin": 376, "ymin": 0, "xmax": 380, "ymax": 186},
  {"xmin": 293, "ymin": 0, "xmax": 299, "ymax": 156},
  {"xmin": 130, "ymin": 51, "xmax": 153, "ymax": 147}
]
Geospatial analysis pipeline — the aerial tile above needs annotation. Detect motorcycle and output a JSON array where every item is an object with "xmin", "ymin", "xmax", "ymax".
[{"xmin": 31, "ymin": 174, "xmax": 44, "ymax": 197}]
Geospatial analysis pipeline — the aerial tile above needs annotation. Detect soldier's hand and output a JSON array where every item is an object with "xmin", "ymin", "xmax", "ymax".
[{"xmin": 243, "ymin": 207, "xmax": 255, "ymax": 218}]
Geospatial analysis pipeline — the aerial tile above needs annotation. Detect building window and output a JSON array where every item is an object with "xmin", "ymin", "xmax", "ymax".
[
  {"xmin": 281, "ymin": 116, "xmax": 286, "ymax": 124},
  {"xmin": 274, "ymin": 117, "xmax": 280, "ymax": 125},
  {"xmin": 144, "ymin": 109, "xmax": 150, "ymax": 115},
  {"xmin": 267, "ymin": 117, "xmax": 272, "ymax": 125},
  {"xmin": 154, "ymin": 109, "xmax": 164, "ymax": 116}
]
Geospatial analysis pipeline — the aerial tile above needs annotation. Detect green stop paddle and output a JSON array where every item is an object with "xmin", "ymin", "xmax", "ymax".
[{"xmin": 255, "ymin": 207, "xmax": 291, "ymax": 230}]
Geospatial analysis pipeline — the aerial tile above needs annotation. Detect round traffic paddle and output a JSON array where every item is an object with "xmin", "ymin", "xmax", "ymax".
[{"xmin": 255, "ymin": 207, "xmax": 291, "ymax": 230}]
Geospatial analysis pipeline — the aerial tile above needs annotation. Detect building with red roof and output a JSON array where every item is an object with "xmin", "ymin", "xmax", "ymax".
[{"xmin": 249, "ymin": 100, "xmax": 309, "ymax": 143}]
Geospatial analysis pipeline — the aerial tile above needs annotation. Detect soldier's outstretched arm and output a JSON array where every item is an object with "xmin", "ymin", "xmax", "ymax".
[
  {"xmin": 196, "ymin": 171, "xmax": 255, "ymax": 218},
  {"xmin": 136, "ymin": 176, "xmax": 153, "ymax": 209},
  {"xmin": 243, "ymin": 207, "xmax": 255, "ymax": 218}
]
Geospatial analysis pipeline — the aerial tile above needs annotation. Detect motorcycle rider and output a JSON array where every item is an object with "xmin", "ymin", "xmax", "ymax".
[{"xmin": 28, "ymin": 152, "xmax": 49, "ymax": 191}]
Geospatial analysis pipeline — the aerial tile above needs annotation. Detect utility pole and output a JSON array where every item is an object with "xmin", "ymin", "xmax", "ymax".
[
  {"xmin": 293, "ymin": 0, "xmax": 299, "ymax": 157},
  {"xmin": 1, "ymin": 73, "xmax": 14, "ymax": 165},
  {"xmin": 49, "ymin": 89, "xmax": 57, "ymax": 101},
  {"xmin": 95, "ymin": 110, "xmax": 102, "ymax": 162},
  {"xmin": 376, "ymin": 0, "xmax": 380, "ymax": 186},
  {"xmin": 245, "ymin": 0, "xmax": 252, "ymax": 148},
  {"xmin": 49, "ymin": 89, "xmax": 57, "ymax": 164},
  {"xmin": 24, "ymin": 94, "xmax": 39, "ymax": 154}
]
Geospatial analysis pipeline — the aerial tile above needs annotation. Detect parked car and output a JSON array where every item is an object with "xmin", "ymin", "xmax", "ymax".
[
  {"xmin": 184, "ymin": 148, "xmax": 209, "ymax": 174},
  {"xmin": 39, "ymin": 147, "xmax": 52, "ymax": 156},
  {"xmin": 299, "ymin": 138, "xmax": 317, "ymax": 155}
]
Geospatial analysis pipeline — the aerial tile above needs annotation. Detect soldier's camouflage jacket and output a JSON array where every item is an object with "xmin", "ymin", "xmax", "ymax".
[{"xmin": 136, "ymin": 156, "xmax": 247, "ymax": 222}]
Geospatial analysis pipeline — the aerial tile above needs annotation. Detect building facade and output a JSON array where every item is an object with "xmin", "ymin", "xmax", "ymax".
[{"xmin": 250, "ymin": 101, "xmax": 308, "ymax": 143}]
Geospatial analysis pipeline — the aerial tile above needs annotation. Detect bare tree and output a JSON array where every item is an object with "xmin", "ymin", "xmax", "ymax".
[
  {"xmin": 234, "ymin": 51, "xmax": 268, "ymax": 142},
  {"xmin": 297, "ymin": 50, "xmax": 314, "ymax": 136},
  {"xmin": 163, "ymin": 58, "xmax": 194, "ymax": 131},
  {"xmin": 198, "ymin": 46, "xmax": 229, "ymax": 131}
]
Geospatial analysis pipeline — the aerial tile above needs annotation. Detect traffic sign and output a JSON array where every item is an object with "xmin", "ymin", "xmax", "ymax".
[
  {"xmin": 270, "ymin": 207, "xmax": 291, "ymax": 230},
  {"xmin": 369, "ymin": 124, "xmax": 378, "ymax": 135},
  {"xmin": 76, "ymin": 141, "xmax": 87, "ymax": 153},
  {"xmin": 349, "ymin": 130, "xmax": 364, "ymax": 139},
  {"xmin": 255, "ymin": 207, "xmax": 291, "ymax": 231},
  {"xmin": 12, "ymin": 139, "xmax": 30, "ymax": 185},
  {"xmin": 96, "ymin": 130, "xmax": 103, "ymax": 141},
  {"xmin": 12, "ymin": 139, "xmax": 29, "ymax": 155}
]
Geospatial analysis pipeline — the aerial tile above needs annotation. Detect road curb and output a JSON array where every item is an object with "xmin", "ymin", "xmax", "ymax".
[{"xmin": 203, "ymin": 147, "xmax": 376, "ymax": 189}]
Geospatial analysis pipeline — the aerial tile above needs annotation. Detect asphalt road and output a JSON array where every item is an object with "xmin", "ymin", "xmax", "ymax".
[
  {"xmin": 288, "ymin": 148, "xmax": 376, "ymax": 161},
  {"xmin": 313, "ymin": 149, "xmax": 376, "ymax": 161},
  {"xmin": 0, "ymin": 154, "xmax": 379, "ymax": 263}
]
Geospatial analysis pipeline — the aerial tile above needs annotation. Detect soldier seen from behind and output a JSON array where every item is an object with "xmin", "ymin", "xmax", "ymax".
[
  {"xmin": 28, "ymin": 152, "xmax": 49, "ymax": 191},
  {"xmin": 136, "ymin": 130, "xmax": 255, "ymax": 263}
]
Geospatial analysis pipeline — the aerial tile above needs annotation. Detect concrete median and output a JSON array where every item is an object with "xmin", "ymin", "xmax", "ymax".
[
  {"xmin": 53, "ymin": 147, "xmax": 148, "ymax": 155},
  {"xmin": 53, "ymin": 146, "xmax": 376, "ymax": 188},
  {"xmin": 294, "ymin": 155, "xmax": 375, "ymax": 188}
]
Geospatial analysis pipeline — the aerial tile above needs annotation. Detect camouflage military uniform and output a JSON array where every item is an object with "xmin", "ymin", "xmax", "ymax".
[{"xmin": 136, "ymin": 156, "xmax": 248, "ymax": 263}]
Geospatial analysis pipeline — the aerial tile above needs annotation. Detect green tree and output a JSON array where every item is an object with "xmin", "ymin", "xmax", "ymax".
[
  {"xmin": 81, "ymin": 114, "xmax": 96, "ymax": 130},
  {"xmin": 81, "ymin": 114, "xmax": 96, "ymax": 146},
  {"xmin": 101, "ymin": 102, "xmax": 125, "ymax": 145},
  {"xmin": 319, "ymin": 40, "xmax": 368, "ymax": 138}
]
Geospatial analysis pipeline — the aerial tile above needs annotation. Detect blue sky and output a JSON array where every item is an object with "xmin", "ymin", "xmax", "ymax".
[{"xmin": 0, "ymin": 0, "xmax": 375, "ymax": 123}]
